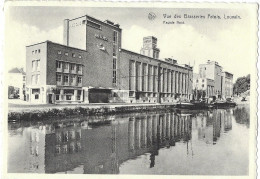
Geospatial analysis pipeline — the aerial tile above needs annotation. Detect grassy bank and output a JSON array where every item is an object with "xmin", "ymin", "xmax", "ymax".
[{"xmin": 8, "ymin": 104, "xmax": 176, "ymax": 121}]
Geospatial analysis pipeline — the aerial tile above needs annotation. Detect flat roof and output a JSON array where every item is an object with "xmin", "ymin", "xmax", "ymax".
[
  {"xmin": 121, "ymin": 48, "xmax": 193, "ymax": 71},
  {"xmin": 26, "ymin": 41, "xmax": 88, "ymax": 53},
  {"xmin": 67, "ymin": 14, "xmax": 122, "ymax": 30}
]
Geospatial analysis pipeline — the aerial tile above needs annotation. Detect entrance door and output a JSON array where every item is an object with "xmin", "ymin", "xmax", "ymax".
[{"xmin": 48, "ymin": 94, "xmax": 53, "ymax": 104}]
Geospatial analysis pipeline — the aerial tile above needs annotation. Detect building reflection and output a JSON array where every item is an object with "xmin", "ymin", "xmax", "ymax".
[
  {"xmin": 192, "ymin": 109, "xmax": 233, "ymax": 145},
  {"xmin": 8, "ymin": 107, "xmax": 244, "ymax": 174}
]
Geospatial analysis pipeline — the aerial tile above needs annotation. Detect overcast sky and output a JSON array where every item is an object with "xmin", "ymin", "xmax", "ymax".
[{"xmin": 4, "ymin": 6, "xmax": 257, "ymax": 81}]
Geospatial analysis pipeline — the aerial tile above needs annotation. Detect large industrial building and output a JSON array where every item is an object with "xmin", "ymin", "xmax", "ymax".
[{"xmin": 26, "ymin": 14, "xmax": 193, "ymax": 104}]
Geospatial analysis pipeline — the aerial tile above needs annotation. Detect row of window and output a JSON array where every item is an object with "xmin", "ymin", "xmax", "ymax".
[
  {"xmin": 196, "ymin": 79, "xmax": 205, "ymax": 83},
  {"xmin": 56, "ymin": 61, "xmax": 83, "ymax": 73},
  {"xmin": 57, "ymin": 50, "xmax": 82, "ymax": 59},
  {"xmin": 32, "ymin": 49, "xmax": 40, "ymax": 55},
  {"xmin": 112, "ymin": 31, "xmax": 118, "ymax": 85},
  {"xmin": 56, "ymin": 74, "xmax": 82, "ymax": 85}
]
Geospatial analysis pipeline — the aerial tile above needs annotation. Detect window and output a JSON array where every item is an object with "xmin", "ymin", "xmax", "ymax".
[
  {"xmin": 35, "ymin": 94, "xmax": 39, "ymax": 99},
  {"xmin": 113, "ymin": 44, "xmax": 117, "ymax": 56},
  {"xmin": 64, "ymin": 89, "xmax": 74, "ymax": 94},
  {"xmin": 36, "ymin": 60, "xmax": 40, "ymax": 71},
  {"xmin": 77, "ymin": 90, "xmax": 82, "ymax": 100},
  {"xmin": 64, "ymin": 63, "xmax": 69, "ymax": 70},
  {"xmin": 113, "ymin": 31, "xmax": 118, "ymax": 43},
  {"xmin": 23, "ymin": 76, "xmax": 26, "ymax": 81},
  {"xmin": 56, "ymin": 89, "xmax": 61, "ymax": 94},
  {"xmin": 196, "ymin": 79, "xmax": 198, "ymax": 83},
  {"xmin": 66, "ymin": 95, "xmax": 72, "ymax": 100},
  {"xmin": 202, "ymin": 79, "xmax": 204, "ymax": 82},
  {"xmin": 113, "ymin": 71, "xmax": 116, "ymax": 84},
  {"xmin": 32, "ymin": 61, "xmax": 35, "ymax": 71},
  {"xmin": 77, "ymin": 65, "xmax": 82, "ymax": 72},
  {"xmin": 70, "ymin": 64, "xmax": 75, "ymax": 71},
  {"xmin": 36, "ymin": 74, "xmax": 40, "ymax": 84},
  {"xmin": 112, "ymin": 57, "xmax": 117, "ymax": 84},
  {"xmin": 58, "ymin": 50, "xmax": 62, "ymax": 55},
  {"xmin": 79, "ymin": 55, "xmax": 82, "ymax": 59},
  {"xmin": 56, "ymin": 61, "xmax": 62, "ymax": 68},
  {"xmin": 38, "ymin": 49, "xmax": 40, "ymax": 53},
  {"xmin": 72, "ymin": 53, "xmax": 76, "ymax": 57},
  {"xmin": 56, "ymin": 95, "xmax": 60, "ymax": 101},
  {"xmin": 65, "ymin": 52, "xmax": 68, "ymax": 56},
  {"xmin": 32, "ymin": 89, "xmax": 40, "ymax": 94},
  {"xmin": 35, "ymin": 50, "xmax": 37, "ymax": 54},
  {"xmin": 129, "ymin": 91, "xmax": 134, "ymax": 97},
  {"xmin": 64, "ymin": 75, "xmax": 69, "ymax": 83},
  {"xmin": 202, "ymin": 84, "xmax": 204, "ymax": 88},
  {"xmin": 32, "ymin": 75, "xmax": 35, "ymax": 84},
  {"xmin": 78, "ymin": 76, "xmax": 82, "ymax": 84},
  {"xmin": 56, "ymin": 74, "xmax": 61, "ymax": 82},
  {"xmin": 113, "ymin": 57, "xmax": 117, "ymax": 70},
  {"xmin": 71, "ymin": 75, "xmax": 76, "ymax": 84}
]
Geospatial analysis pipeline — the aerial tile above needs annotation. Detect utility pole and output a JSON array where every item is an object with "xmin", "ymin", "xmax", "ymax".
[{"xmin": 157, "ymin": 63, "xmax": 161, "ymax": 104}]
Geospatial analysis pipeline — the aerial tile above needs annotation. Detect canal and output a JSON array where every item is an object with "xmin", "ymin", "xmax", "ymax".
[{"xmin": 8, "ymin": 105, "xmax": 250, "ymax": 175}]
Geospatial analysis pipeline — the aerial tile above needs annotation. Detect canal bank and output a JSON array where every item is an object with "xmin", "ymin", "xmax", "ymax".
[{"xmin": 8, "ymin": 102, "xmax": 178, "ymax": 121}]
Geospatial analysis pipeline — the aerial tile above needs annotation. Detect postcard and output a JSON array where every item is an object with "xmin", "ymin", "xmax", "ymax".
[{"xmin": 2, "ymin": 1, "xmax": 258, "ymax": 179}]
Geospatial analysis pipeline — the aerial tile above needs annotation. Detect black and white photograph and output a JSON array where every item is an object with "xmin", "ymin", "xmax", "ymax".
[{"xmin": 1, "ymin": 2, "xmax": 258, "ymax": 178}]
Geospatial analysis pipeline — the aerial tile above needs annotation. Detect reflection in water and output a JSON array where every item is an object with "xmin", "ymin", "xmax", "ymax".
[{"xmin": 8, "ymin": 106, "xmax": 249, "ymax": 175}]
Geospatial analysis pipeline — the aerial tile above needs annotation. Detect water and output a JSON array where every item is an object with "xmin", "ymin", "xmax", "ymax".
[{"xmin": 8, "ymin": 105, "xmax": 250, "ymax": 175}]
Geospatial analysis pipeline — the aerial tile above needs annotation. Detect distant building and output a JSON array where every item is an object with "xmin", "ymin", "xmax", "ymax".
[
  {"xmin": 193, "ymin": 73, "xmax": 215, "ymax": 99},
  {"xmin": 198, "ymin": 60, "xmax": 233, "ymax": 99},
  {"xmin": 8, "ymin": 67, "xmax": 26, "ymax": 99},
  {"xmin": 221, "ymin": 71, "xmax": 233, "ymax": 99},
  {"xmin": 199, "ymin": 60, "xmax": 223, "ymax": 98},
  {"xmin": 25, "ymin": 14, "xmax": 193, "ymax": 104}
]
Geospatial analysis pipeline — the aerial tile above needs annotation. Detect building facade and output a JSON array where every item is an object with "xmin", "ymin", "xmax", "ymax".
[
  {"xmin": 221, "ymin": 71, "xmax": 233, "ymax": 99},
  {"xmin": 199, "ymin": 60, "xmax": 223, "ymax": 98},
  {"xmin": 26, "ymin": 14, "xmax": 193, "ymax": 104},
  {"xmin": 8, "ymin": 68, "xmax": 26, "ymax": 99},
  {"xmin": 197, "ymin": 60, "xmax": 233, "ymax": 99},
  {"xmin": 193, "ymin": 73, "xmax": 215, "ymax": 99},
  {"xmin": 26, "ymin": 41, "xmax": 87, "ymax": 104}
]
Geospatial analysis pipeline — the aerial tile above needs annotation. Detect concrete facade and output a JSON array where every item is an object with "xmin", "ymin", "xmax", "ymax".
[{"xmin": 119, "ymin": 49, "xmax": 193, "ymax": 103}]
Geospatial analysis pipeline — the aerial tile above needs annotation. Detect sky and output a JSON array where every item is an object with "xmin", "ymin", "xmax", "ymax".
[{"xmin": 4, "ymin": 6, "xmax": 257, "ymax": 81}]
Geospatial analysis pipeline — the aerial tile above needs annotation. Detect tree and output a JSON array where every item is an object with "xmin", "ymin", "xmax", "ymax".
[{"xmin": 233, "ymin": 74, "xmax": 250, "ymax": 95}]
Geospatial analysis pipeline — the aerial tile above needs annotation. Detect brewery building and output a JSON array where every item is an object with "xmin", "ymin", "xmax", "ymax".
[{"xmin": 25, "ymin": 14, "xmax": 193, "ymax": 104}]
